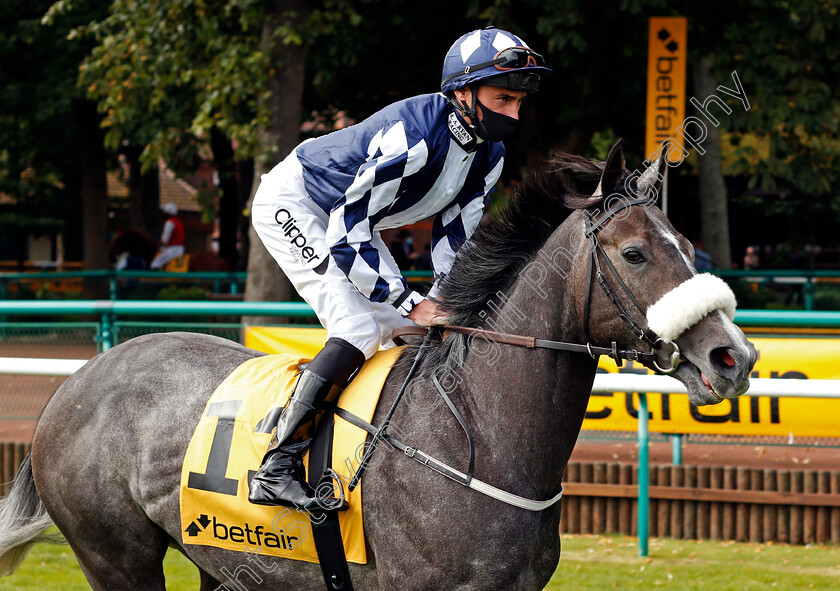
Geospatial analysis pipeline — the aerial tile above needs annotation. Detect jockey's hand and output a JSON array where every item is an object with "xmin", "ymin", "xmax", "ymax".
[{"xmin": 408, "ymin": 298, "xmax": 449, "ymax": 327}]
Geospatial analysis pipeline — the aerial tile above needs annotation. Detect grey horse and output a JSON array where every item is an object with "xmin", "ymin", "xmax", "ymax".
[{"xmin": 0, "ymin": 142, "xmax": 756, "ymax": 590}]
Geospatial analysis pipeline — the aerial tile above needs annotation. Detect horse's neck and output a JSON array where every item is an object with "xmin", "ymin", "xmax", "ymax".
[{"xmin": 458, "ymin": 235, "xmax": 596, "ymax": 496}]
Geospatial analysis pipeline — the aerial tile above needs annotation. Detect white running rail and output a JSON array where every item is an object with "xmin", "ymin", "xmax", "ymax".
[{"xmin": 2, "ymin": 356, "xmax": 840, "ymax": 398}]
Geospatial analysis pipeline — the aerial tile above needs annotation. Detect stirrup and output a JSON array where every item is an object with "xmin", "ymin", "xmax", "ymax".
[
  {"xmin": 308, "ymin": 496, "xmax": 349, "ymax": 513},
  {"xmin": 307, "ymin": 470, "xmax": 349, "ymax": 513}
]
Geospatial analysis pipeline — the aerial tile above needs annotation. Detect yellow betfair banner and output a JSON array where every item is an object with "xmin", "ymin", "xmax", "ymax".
[
  {"xmin": 645, "ymin": 17, "xmax": 687, "ymax": 164},
  {"xmin": 585, "ymin": 337, "xmax": 840, "ymax": 438},
  {"xmin": 245, "ymin": 326, "xmax": 327, "ymax": 358},
  {"xmin": 246, "ymin": 328, "xmax": 840, "ymax": 438}
]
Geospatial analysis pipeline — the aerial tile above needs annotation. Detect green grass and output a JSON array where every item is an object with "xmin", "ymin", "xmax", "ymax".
[
  {"xmin": 547, "ymin": 534, "xmax": 840, "ymax": 590},
  {"xmin": 0, "ymin": 542, "xmax": 199, "ymax": 590},
  {"xmin": 1, "ymin": 534, "xmax": 837, "ymax": 590}
]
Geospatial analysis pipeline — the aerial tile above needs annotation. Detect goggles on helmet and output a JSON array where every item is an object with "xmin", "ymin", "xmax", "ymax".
[
  {"xmin": 442, "ymin": 46, "xmax": 547, "ymax": 87},
  {"xmin": 483, "ymin": 71, "xmax": 541, "ymax": 92},
  {"xmin": 490, "ymin": 46, "xmax": 546, "ymax": 71}
]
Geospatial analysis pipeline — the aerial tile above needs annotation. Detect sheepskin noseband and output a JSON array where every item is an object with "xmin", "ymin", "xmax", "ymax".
[{"xmin": 646, "ymin": 273, "xmax": 737, "ymax": 343}]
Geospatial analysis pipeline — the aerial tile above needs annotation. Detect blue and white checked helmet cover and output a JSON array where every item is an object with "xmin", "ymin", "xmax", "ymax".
[{"xmin": 440, "ymin": 27, "xmax": 552, "ymax": 94}]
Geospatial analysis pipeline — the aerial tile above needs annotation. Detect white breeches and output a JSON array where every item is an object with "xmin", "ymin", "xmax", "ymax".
[
  {"xmin": 251, "ymin": 152, "xmax": 414, "ymax": 359},
  {"xmin": 150, "ymin": 245, "xmax": 185, "ymax": 270}
]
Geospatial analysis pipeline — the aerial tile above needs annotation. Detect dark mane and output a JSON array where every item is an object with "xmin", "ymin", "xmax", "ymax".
[
  {"xmin": 436, "ymin": 153, "xmax": 611, "ymax": 326},
  {"xmin": 393, "ymin": 151, "xmax": 623, "ymax": 378}
]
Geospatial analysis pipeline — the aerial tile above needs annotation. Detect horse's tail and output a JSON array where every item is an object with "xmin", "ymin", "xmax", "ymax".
[{"xmin": 0, "ymin": 454, "xmax": 61, "ymax": 576}]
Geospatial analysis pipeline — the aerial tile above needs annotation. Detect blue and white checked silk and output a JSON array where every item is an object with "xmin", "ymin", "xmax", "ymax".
[{"xmin": 297, "ymin": 93, "xmax": 505, "ymax": 311}]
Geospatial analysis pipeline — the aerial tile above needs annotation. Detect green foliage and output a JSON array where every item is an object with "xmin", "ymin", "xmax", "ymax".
[
  {"xmin": 47, "ymin": 0, "xmax": 361, "ymax": 173},
  {"xmin": 0, "ymin": 212, "xmax": 64, "ymax": 234},
  {"xmin": 725, "ymin": 278, "xmax": 774, "ymax": 310},
  {"xmin": 63, "ymin": 0, "xmax": 261, "ymax": 170},
  {"xmin": 156, "ymin": 285, "xmax": 209, "ymax": 300},
  {"xmin": 0, "ymin": 0, "xmax": 105, "ymax": 222},
  {"xmin": 813, "ymin": 283, "xmax": 840, "ymax": 311},
  {"xmin": 713, "ymin": 0, "xmax": 840, "ymax": 200},
  {"xmin": 1, "ymin": 0, "xmax": 837, "ymax": 276}
]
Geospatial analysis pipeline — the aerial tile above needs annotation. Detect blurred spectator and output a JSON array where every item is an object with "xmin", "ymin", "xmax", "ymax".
[
  {"xmin": 114, "ymin": 251, "xmax": 147, "ymax": 271},
  {"xmin": 413, "ymin": 244, "xmax": 432, "ymax": 270},
  {"xmin": 389, "ymin": 229, "xmax": 414, "ymax": 269},
  {"xmin": 110, "ymin": 226, "xmax": 157, "ymax": 269},
  {"xmin": 150, "ymin": 203, "xmax": 186, "ymax": 270},
  {"xmin": 693, "ymin": 242, "xmax": 712, "ymax": 272},
  {"xmin": 784, "ymin": 245, "xmax": 806, "ymax": 306},
  {"xmin": 743, "ymin": 246, "xmax": 760, "ymax": 270}
]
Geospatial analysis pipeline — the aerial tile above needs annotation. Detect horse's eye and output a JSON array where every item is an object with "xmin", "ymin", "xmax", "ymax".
[{"xmin": 623, "ymin": 249, "xmax": 646, "ymax": 264}]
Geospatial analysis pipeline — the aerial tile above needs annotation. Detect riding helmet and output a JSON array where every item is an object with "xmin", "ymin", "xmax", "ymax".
[{"xmin": 441, "ymin": 27, "xmax": 553, "ymax": 94}]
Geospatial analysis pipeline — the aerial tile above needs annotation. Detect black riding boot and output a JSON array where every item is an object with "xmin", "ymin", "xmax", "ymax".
[{"xmin": 248, "ymin": 338, "xmax": 364, "ymax": 509}]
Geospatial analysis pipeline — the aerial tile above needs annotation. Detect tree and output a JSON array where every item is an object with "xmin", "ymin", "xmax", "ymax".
[
  {"xmin": 2, "ymin": 0, "xmax": 110, "ymax": 284},
  {"xmin": 693, "ymin": 57, "xmax": 732, "ymax": 268},
  {"xmin": 61, "ymin": 0, "xmax": 268, "ymax": 264},
  {"xmin": 712, "ymin": 0, "xmax": 840, "ymax": 253},
  {"xmin": 242, "ymin": 0, "xmax": 313, "ymax": 319},
  {"xmin": 65, "ymin": 0, "xmax": 362, "ymax": 282}
]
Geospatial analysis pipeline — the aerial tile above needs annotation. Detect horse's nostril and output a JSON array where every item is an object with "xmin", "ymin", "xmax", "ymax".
[{"xmin": 711, "ymin": 347, "xmax": 739, "ymax": 371}]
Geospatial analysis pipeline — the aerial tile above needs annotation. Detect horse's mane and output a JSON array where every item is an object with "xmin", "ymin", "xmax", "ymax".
[
  {"xmin": 436, "ymin": 153, "xmax": 610, "ymax": 326},
  {"xmin": 394, "ymin": 152, "xmax": 615, "ymax": 378}
]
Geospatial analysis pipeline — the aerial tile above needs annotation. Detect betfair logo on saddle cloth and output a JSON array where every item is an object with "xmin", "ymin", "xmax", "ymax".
[{"xmin": 179, "ymin": 347, "xmax": 403, "ymax": 564}]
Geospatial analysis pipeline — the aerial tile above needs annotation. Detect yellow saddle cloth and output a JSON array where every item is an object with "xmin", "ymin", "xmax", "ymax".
[{"xmin": 179, "ymin": 347, "xmax": 403, "ymax": 564}]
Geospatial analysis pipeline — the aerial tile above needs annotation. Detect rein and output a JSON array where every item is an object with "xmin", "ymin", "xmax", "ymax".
[
  {"xmin": 360, "ymin": 195, "xmax": 686, "ymax": 512},
  {"xmin": 397, "ymin": 196, "xmax": 681, "ymax": 373},
  {"xmin": 395, "ymin": 324, "xmax": 655, "ymax": 366},
  {"xmin": 335, "ymin": 406, "xmax": 564, "ymax": 512}
]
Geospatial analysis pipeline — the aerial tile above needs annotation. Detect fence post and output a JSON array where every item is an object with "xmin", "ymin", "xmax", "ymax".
[
  {"xmin": 109, "ymin": 271, "xmax": 117, "ymax": 301},
  {"xmin": 671, "ymin": 433, "xmax": 683, "ymax": 465},
  {"xmin": 638, "ymin": 392, "xmax": 649, "ymax": 557},
  {"xmin": 805, "ymin": 276, "xmax": 814, "ymax": 311},
  {"xmin": 1, "ymin": 278, "xmax": 6, "ymax": 342},
  {"xmin": 100, "ymin": 312, "xmax": 114, "ymax": 351}
]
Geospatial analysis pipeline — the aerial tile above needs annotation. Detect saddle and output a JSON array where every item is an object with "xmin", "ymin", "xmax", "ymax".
[{"xmin": 179, "ymin": 347, "xmax": 403, "ymax": 567}]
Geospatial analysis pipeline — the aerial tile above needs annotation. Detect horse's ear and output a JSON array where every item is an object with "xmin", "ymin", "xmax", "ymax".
[
  {"xmin": 594, "ymin": 139, "xmax": 625, "ymax": 197},
  {"xmin": 637, "ymin": 150, "xmax": 667, "ymax": 198}
]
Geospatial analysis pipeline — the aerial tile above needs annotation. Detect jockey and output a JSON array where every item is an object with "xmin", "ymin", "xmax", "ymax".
[
  {"xmin": 249, "ymin": 27, "xmax": 552, "ymax": 509},
  {"xmin": 150, "ymin": 202, "xmax": 186, "ymax": 270}
]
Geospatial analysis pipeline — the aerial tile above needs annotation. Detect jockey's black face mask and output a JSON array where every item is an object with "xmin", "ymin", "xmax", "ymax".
[{"xmin": 475, "ymin": 98, "xmax": 518, "ymax": 142}]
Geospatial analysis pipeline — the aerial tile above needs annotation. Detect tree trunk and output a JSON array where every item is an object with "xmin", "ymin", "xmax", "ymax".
[
  {"xmin": 123, "ymin": 145, "xmax": 161, "ymax": 241},
  {"xmin": 78, "ymin": 100, "xmax": 110, "ymax": 298},
  {"xmin": 694, "ymin": 57, "xmax": 732, "ymax": 269},
  {"xmin": 210, "ymin": 126, "xmax": 240, "ymax": 269},
  {"xmin": 237, "ymin": 158, "xmax": 255, "ymax": 271},
  {"xmin": 243, "ymin": 0, "xmax": 312, "ymax": 324}
]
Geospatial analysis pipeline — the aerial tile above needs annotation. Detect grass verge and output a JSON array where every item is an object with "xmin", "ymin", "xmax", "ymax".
[
  {"xmin": 547, "ymin": 534, "xmax": 840, "ymax": 590},
  {"xmin": 0, "ymin": 533, "xmax": 837, "ymax": 589},
  {"xmin": 0, "ymin": 542, "xmax": 199, "ymax": 590}
]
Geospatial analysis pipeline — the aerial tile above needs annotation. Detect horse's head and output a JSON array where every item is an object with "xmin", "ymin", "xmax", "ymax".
[
  {"xmin": 109, "ymin": 227, "xmax": 158, "ymax": 266},
  {"xmin": 434, "ymin": 139, "xmax": 755, "ymax": 406},
  {"xmin": 562, "ymin": 140, "xmax": 757, "ymax": 406}
]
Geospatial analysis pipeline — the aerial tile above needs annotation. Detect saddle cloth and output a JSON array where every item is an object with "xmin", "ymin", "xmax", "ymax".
[{"xmin": 179, "ymin": 347, "xmax": 403, "ymax": 564}]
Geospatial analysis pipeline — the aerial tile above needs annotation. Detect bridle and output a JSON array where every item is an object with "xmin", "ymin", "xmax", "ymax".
[
  {"xmin": 368, "ymin": 194, "xmax": 682, "ymax": 513},
  {"xmin": 581, "ymin": 196, "xmax": 681, "ymax": 374},
  {"xmin": 400, "ymin": 194, "xmax": 681, "ymax": 374}
]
